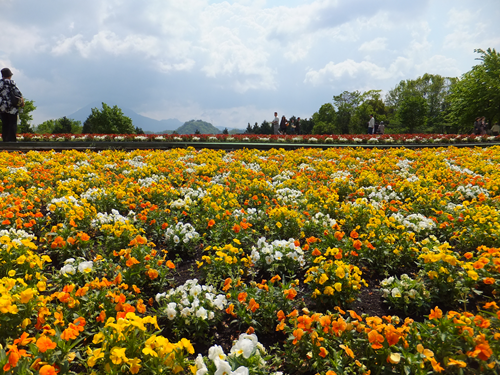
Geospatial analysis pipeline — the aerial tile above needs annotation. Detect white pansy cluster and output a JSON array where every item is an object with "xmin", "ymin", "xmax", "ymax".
[
  {"xmin": 390, "ymin": 213, "xmax": 436, "ymax": 233},
  {"xmin": 91, "ymin": 209, "xmax": 131, "ymax": 228},
  {"xmin": 456, "ymin": 184, "xmax": 490, "ymax": 200},
  {"xmin": 48, "ymin": 196, "xmax": 81, "ymax": 212},
  {"xmin": 362, "ymin": 185, "xmax": 401, "ymax": 202},
  {"xmin": 250, "ymin": 237, "xmax": 306, "ymax": 268},
  {"xmin": 275, "ymin": 188, "xmax": 304, "ymax": 205},
  {"xmin": 310, "ymin": 212, "xmax": 337, "ymax": 228},
  {"xmin": 81, "ymin": 187, "xmax": 107, "ymax": 202},
  {"xmin": 165, "ymin": 222, "xmax": 200, "ymax": 245},
  {"xmin": 0, "ymin": 229, "xmax": 36, "ymax": 249},
  {"xmin": 60, "ymin": 257, "xmax": 94, "ymax": 276},
  {"xmin": 124, "ymin": 156, "xmax": 147, "ymax": 169},
  {"xmin": 193, "ymin": 333, "xmax": 270, "ymax": 375},
  {"xmin": 155, "ymin": 279, "xmax": 227, "ymax": 322},
  {"xmin": 271, "ymin": 170, "xmax": 295, "ymax": 185}
]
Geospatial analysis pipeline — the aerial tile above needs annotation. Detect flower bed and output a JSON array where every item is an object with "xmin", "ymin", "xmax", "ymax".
[
  {"xmin": 0, "ymin": 146, "xmax": 499, "ymax": 374},
  {"xmin": 14, "ymin": 132, "xmax": 500, "ymax": 144}
]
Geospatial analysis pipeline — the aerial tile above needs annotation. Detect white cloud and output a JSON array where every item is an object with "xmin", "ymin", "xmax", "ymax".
[{"xmin": 359, "ymin": 37, "xmax": 387, "ymax": 52}]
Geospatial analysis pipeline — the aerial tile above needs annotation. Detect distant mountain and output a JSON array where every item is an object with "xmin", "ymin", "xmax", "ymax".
[
  {"xmin": 67, "ymin": 101, "xmax": 183, "ymax": 132},
  {"xmin": 176, "ymin": 120, "xmax": 220, "ymax": 135}
]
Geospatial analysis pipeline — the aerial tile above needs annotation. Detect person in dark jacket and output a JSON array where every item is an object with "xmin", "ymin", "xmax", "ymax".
[
  {"xmin": 279, "ymin": 115, "xmax": 287, "ymax": 135},
  {"xmin": 0, "ymin": 68, "xmax": 24, "ymax": 142}
]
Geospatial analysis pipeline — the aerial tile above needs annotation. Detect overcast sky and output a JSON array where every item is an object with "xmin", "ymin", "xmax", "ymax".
[{"xmin": 1, "ymin": 0, "xmax": 499, "ymax": 130}]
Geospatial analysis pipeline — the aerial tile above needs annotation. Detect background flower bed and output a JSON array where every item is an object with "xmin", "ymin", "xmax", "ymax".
[
  {"xmin": 15, "ymin": 132, "xmax": 500, "ymax": 145},
  {"xmin": 0, "ymin": 146, "xmax": 499, "ymax": 374}
]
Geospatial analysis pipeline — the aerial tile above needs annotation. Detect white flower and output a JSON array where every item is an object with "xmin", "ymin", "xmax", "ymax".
[
  {"xmin": 196, "ymin": 307, "xmax": 208, "ymax": 320},
  {"xmin": 166, "ymin": 307, "xmax": 177, "ymax": 320},
  {"xmin": 78, "ymin": 261, "xmax": 93, "ymax": 273},
  {"xmin": 194, "ymin": 354, "xmax": 208, "ymax": 375},
  {"xmin": 208, "ymin": 345, "xmax": 226, "ymax": 361},
  {"xmin": 173, "ymin": 235, "xmax": 180, "ymax": 244},
  {"xmin": 214, "ymin": 358, "xmax": 233, "ymax": 375},
  {"xmin": 60, "ymin": 264, "xmax": 76, "ymax": 275},
  {"xmin": 391, "ymin": 288, "xmax": 402, "ymax": 298},
  {"xmin": 231, "ymin": 334, "xmax": 258, "ymax": 359}
]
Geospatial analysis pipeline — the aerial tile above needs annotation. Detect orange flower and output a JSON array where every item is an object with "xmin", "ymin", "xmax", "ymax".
[
  {"xmin": 483, "ymin": 277, "xmax": 495, "ymax": 285},
  {"xmin": 166, "ymin": 260, "xmax": 175, "ymax": 269},
  {"xmin": 126, "ymin": 257, "xmax": 141, "ymax": 267},
  {"xmin": 384, "ymin": 326, "xmax": 401, "ymax": 346},
  {"xmin": 292, "ymin": 328, "xmax": 304, "ymax": 344},
  {"xmin": 339, "ymin": 344, "xmax": 355, "ymax": 359},
  {"xmin": 311, "ymin": 248, "xmax": 322, "ymax": 256},
  {"xmin": 36, "ymin": 336, "xmax": 57, "ymax": 353},
  {"xmin": 248, "ymin": 298, "xmax": 260, "ymax": 312},
  {"xmin": 207, "ymin": 219, "xmax": 215, "ymax": 228},
  {"xmin": 429, "ymin": 306, "xmax": 443, "ymax": 320},
  {"xmin": 277, "ymin": 310, "xmax": 286, "ymax": 321},
  {"xmin": 350, "ymin": 230, "xmax": 359, "ymax": 239},
  {"xmin": 464, "ymin": 252, "xmax": 474, "ymax": 259},
  {"xmin": 368, "ymin": 329, "xmax": 385, "ymax": 349},
  {"xmin": 319, "ymin": 347, "xmax": 329, "ymax": 358},
  {"xmin": 232, "ymin": 224, "xmax": 241, "ymax": 233},
  {"xmin": 270, "ymin": 275, "xmax": 281, "ymax": 284},
  {"xmin": 222, "ymin": 278, "xmax": 232, "ymax": 292},
  {"xmin": 238, "ymin": 292, "xmax": 247, "ymax": 303},
  {"xmin": 353, "ymin": 240, "xmax": 362, "ymax": 250},
  {"xmin": 96, "ymin": 310, "xmax": 106, "ymax": 323},
  {"xmin": 226, "ymin": 304, "xmax": 236, "ymax": 317},
  {"xmin": 334, "ymin": 231, "xmax": 344, "ymax": 241},
  {"xmin": 13, "ymin": 332, "xmax": 36, "ymax": 346},
  {"xmin": 284, "ymin": 288, "xmax": 297, "ymax": 300},
  {"xmin": 39, "ymin": 365, "xmax": 57, "ymax": 375},
  {"xmin": 467, "ymin": 333, "xmax": 493, "ymax": 361},
  {"xmin": 484, "ymin": 302, "xmax": 499, "ymax": 310},
  {"xmin": 146, "ymin": 269, "xmax": 159, "ymax": 280}
]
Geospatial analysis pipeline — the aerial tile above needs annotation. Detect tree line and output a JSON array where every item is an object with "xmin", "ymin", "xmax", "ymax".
[
  {"xmin": 2, "ymin": 48, "xmax": 498, "ymax": 136},
  {"xmin": 245, "ymin": 48, "xmax": 500, "ymax": 135}
]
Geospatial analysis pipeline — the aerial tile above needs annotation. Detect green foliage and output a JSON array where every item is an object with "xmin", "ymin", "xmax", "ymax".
[
  {"xmin": 82, "ymin": 102, "xmax": 135, "ymax": 134},
  {"xmin": 398, "ymin": 95, "xmax": 428, "ymax": 133},
  {"xmin": 176, "ymin": 119, "xmax": 220, "ymax": 135},
  {"xmin": 386, "ymin": 73, "xmax": 456, "ymax": 133},
  {"xmin": 447, "ymin": 48, "xmax": 500, "ymax": 133},
  {"xmin": 36, "ymin": 117, "xmax": 82, "ymax": 134},
  {"xmin": 332, "ymin": 91, "xmax": 361, "ymax": 134},
  {"xmin": 311, "ymin": 103, "xmax": 336, "ymax": 134}
]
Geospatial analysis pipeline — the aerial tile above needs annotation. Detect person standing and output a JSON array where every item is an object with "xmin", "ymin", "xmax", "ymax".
[
  {"xmin": 368, "ymin": 114, "xmax": 375, "ymax": 134},
  {"xmin": 272, "ymin": 112, "xmax": 279, "ymax": 135},
  {"xmin": 0, "ymin": 68, "xmax": 24, "ymax": 142},
  {"xmin": 295, "ymin": 117, "xmax": 301, "ymax": 135},
  {"xmin": 279, "ymin": 115, "xmax": 287, "ymax": 135}
]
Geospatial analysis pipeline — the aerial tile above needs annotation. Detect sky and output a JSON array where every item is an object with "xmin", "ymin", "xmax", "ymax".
[{"xmin": 1, "ymin": 0, "xmax": 499, "ymax": 130}]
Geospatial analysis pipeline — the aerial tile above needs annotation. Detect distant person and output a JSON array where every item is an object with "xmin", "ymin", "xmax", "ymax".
[
  {"xmin": 368, "ymin": 114, "xmax": 375, "ymax": 134},
  {"xmin": 279, "ymin": 115, "xmax": 287, "ymax": 135},
  {"xmin": 295, "ymin": 117, "xmax": 301, "ymax": 135},
  {"xmin": 491, "ymin": 122, "xmax": 500, "ymax": 136},
  {"xmin": 272, "ymin": 112, "xmax": 279, "ymax": 135},
  {"xmin": 377, "ymin": 121, "xmax": 385, "ymax": 134},
  {"xmin": 0, "ymin": 68, "xmax": 24, "ymax": 142},
  {"xmin": 474, "ymin": 117, "xmax": 481, "ymax": 135}
]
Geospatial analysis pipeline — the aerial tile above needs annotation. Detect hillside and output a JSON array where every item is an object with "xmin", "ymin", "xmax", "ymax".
[
  {"xmin": 67, "ymin": 102, "xmax": 183, "ymax": 132},
  {"xmin": 175, "ymin": 120, "xmax": 220, "ymax": 135}
]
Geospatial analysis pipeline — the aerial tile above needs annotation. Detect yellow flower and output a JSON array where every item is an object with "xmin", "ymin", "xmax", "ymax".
[
  {"xmin": 318, "ymin": 273, "xmax": 328, "ymax": 285},
  {"xmin": 110, "ymin": 346, "xmax": 128, "ymax": 365},
  {"xmin": 334, "ymin": 282, "xmax": 342, "ymax": 292}
]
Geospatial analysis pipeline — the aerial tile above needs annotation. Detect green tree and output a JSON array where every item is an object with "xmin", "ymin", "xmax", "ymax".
[
  {"xmin": 17, "ymin": 99, "xmax": 36, "ymax": 133},
  {"xmin": 447, "ymin": 48, "xmax": 500, "ymax": 133},
  {"xmin": 82, "ymin": 103, "xmax": 135, "ymax": 134},
  {"xmin": 259, "ymin": 120, "xmax": 273, "ymax": 135},
  {"xmin": 222, "ymin": 128, "xmax": 229, "ymax": 135},
  {"xmin": 53, "ymin": 117, "xmax": 80, "ymax": 134},
  {"xmin": 386, "ymin": 74, "xmax": 456, "ymax": 133},
  {"xmin": 332, "ymin": 91, "xmax": 361, "ymax": 134},
  {"xmin": 398, "ymin": 95, "xmax": 428, "ymax": 133},
  {"xmin": 311, "ymin": 103, "xmax": 336, "ymax": 134},
  {"xmin": 35, "ymin": 119, "xmax": 56, "ymax": 134},
  {"xmin": 350, "ymin": 90, "xmax": 387, "ymax": 134}
]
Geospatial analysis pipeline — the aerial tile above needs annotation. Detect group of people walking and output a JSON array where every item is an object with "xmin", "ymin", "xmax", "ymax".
[
  {"xmin": 474, "ymin": 116, "xmax": 500, "ymax": 136},
  {"xmin": 368, "ymin": 114, "xmax": 385, "ymax": 134},
  {"xmin": 272, "ymin": 112, "xmax": 301, "ymax": 135}
]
